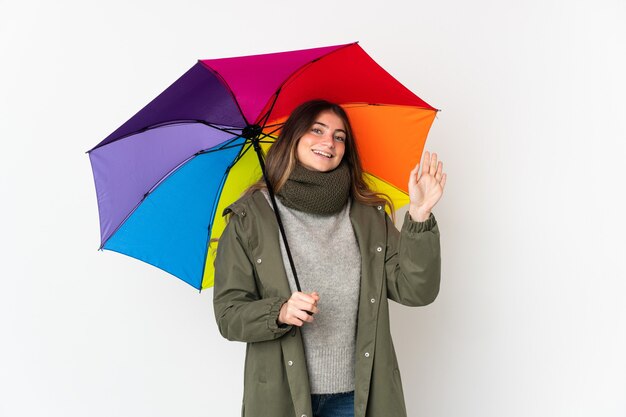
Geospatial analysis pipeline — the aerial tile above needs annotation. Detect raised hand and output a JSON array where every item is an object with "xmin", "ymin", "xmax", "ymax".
[
  {"xmin": 408, "ymin": 151, "xmax": 447, "ymax": 222},
  {"xmin": 277, "ymin": 291, "xmax": 320, "ymax": 327}
]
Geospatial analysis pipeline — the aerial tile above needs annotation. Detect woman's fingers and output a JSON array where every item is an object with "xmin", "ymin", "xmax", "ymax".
[
  {"xmin": 408, "ymin": 163, "xmax": 419, "ymax": 190},
  {"xmin": 435, "ymin": 161, "xmax": 443, "ymax": 182},
  {"xmin": 292, "ymin": 292, "xmax": 318, "ymax": 310},
  {"xmin": 282, "ymin": 291, "xmax": 320, "ymax": 326},
  {"xmin": 291, "ymin": 299, "xmax": 319, "ymax": 315},
  {"xmin": 294, "ymin": 291, "xmax": 317, "ymax": 304},
  {"xmin": 285, "ymin": 305, "xmax": 314, "ymax": 326},
  {"xmin": 290, "ymin": 317, "xmax": 304, "ymax": 327},
  {"xmin": 407, "ymin": 150, "xmax": 447, "ymax": 215},
  {"xmin": 422, "ymin": 151, "xmax": 430, "ymax": 175},
  {"xmin": 421, "ymin": 151, "xmax": 446, "ymax": 183},
  {"xmin": 430, "ymin": 152, "xmax": 438, "ymax": 176},
  {"xmin": 293, "ymin": 308, "xmax": 315, "ymax": 323}
]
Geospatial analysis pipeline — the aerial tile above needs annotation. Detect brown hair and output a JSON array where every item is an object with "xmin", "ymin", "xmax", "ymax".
[{"xmin": 244, "ymin": 99, "xmax": 394, "ymax": 218}]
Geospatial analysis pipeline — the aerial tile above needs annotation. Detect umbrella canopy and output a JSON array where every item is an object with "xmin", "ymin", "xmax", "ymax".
[{"xmin": 88, "ymin": 42, "xmax": 438, "ymax": 290}]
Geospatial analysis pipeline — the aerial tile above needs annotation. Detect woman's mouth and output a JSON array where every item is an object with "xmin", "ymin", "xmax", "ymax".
[{"xmin": 312, "ymin": 149, "xmax": 333, "ymax": 158}]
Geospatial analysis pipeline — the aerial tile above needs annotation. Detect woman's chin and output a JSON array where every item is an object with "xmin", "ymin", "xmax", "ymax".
[{"xmin": 298, "ymin": 160, "xmax": 339, "ymax": 172}]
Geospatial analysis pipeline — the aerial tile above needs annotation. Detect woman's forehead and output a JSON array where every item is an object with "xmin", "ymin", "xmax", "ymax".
[{"xmin": 313, "ymin": 110, "xmax": 346, "ymax": 130}]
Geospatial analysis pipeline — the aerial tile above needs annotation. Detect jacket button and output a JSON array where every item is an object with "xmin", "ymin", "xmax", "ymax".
[
  {"xmin": 288, "ymin": 360, "xmax": 293, "ymax": 366},
  {"xmin": 241, "ymin": 211, "xmax": 246, "ymax": 217},
  {"xmin": 376, "ymin": 247, "xmax": 382, "ymax": 252},
  {"xmin": 377, "ymin": 205, "xmax": 382, "ymax": 210},
  {"xmin": 370, "ymin": 298, "xmax": 375, "ymax": 303},
  {"xmin": 365, "ymin": 352, "xmax": 370, "ymax": 357},
  {"xmin": 301, "ymin": 415, "xmax": 307, "ymax": 417},
  {"xmin": 256, "ymin": 258, "xmax": 262, "ymax": 264}
]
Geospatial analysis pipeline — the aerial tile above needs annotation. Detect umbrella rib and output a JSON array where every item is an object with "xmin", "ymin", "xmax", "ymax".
[
  {"xmin": 263, "ymin": 124, "xmax": 283, "ymax": 138},
  {"xmin": 195, "ymin": 134, "xmax": 276, "ymax": 156},
  {"xmin": 99, "ymin": 136, "xmax": 255, "ymax": 250},
  {"xmin": 256, "ymin": 88, "xmax": 281, "ymax": 128},
  {"xmin": 197, "ymin": 141, "xmax": 244, "ymax": 155},
  {"xmin": 253, "ymin": 42, "xmax": 357, "ymax": 124},
  {"xmin": 258, "ymin": 131, "xmax": 279, "ymax": 142},
  {"xmin": 200, "ymin": 141, "xmax": 254, "ymax": 289},
  {"xmin": 340, "ymin": 102, "xmax": 441, "ymax": 111},
  {"xmin": 245, "ymin": 124, "xmax": 282, "ymax": 144},
  {"xmin": 198, "ymin": 60, "xmax": 252, "ymax": 126},
  {"xmin": 230, "ymin": 141, "xmax": 254, "ymax": 166},
  {"xmin": 87, "ymin": 120, "xmax": 246, "ymax": 153},
  {"xmin": 260, "ymin": 122, "xmax": 284, "ymax": 128},
  {"xmin": 98, "ymin": 151, "xmax": 201, "ymax": 250}
]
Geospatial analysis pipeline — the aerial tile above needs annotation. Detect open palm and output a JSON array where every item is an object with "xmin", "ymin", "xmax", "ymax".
[{"xmin": 408, "ymin": 151, "xmax": 447, "ymax": 221}]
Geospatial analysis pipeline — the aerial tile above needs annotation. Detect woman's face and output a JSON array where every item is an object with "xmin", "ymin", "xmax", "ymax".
[{"xmin": 296, "ymin": 110, "xmax": 346, "ymax": 172}]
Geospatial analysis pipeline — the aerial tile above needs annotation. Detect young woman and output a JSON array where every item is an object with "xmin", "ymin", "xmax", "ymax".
[{"xmin": 213, "ymin": 99, "xmax": 446, "ymax": 417}]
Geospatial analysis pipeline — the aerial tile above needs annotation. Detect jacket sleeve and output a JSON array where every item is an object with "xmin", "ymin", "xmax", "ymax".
[
  {"xmin": 385, "ymin": 211, "xmax": 441, "ymax": 306},
  {"xmin": 213, "ymin": 213, "xmax": 293, "ymax": 343}
]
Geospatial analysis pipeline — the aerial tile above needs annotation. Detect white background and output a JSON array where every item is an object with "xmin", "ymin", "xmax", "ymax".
[{"xmin": 1, "ymin": 0, "xmax": 625, "ymax": 416}]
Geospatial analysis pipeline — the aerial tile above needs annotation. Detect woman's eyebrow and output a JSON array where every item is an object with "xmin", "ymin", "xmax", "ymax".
[{"xmin": 313, "ymin": 121, "xmax": 346, "ymax": 134}]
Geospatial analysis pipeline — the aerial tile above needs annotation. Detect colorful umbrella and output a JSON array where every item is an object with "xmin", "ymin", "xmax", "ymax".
[{"xmin": 88, "ymin": 42, "xmax": 438, "ymax": 290}]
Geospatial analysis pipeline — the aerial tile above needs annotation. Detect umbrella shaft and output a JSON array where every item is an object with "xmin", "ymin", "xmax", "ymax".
[{"xmin": 251, "ymin": 138, "xmax": 303, "ymax": 294}]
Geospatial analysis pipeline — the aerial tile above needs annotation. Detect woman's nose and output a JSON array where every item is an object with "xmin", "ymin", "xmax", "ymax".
[{"xmin": 320, "ymin": 132, "xmax": 334, "ymax": 147}]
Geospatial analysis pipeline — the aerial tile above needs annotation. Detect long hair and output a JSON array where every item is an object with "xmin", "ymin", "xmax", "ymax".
[{"xmin": 244, "ymin": 99, "xmax": 394, "ymax": 218}]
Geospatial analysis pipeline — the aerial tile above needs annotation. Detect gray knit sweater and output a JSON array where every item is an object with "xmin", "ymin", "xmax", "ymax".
[{"xmin": 263, "ymin": 191, "xmax": 361, "ymax": 394}]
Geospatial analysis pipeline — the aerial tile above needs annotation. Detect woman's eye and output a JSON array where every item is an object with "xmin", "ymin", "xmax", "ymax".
[
  {"xmin": 335, "ymin": 136, "xmax": 346, "ymax": 142},
  {"xmin": 311, "ymin": 128, "xmax": 322, "ymax": 134}
]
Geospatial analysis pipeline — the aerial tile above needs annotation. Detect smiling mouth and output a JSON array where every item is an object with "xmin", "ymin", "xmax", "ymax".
[{"xmin": 312, "ymin": 149, "xmax": 333, "ymax": 158}]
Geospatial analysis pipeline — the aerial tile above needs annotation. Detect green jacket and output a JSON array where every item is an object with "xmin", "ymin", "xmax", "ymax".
[{"xmin": 213, "ymin": 190, "xmax": 441, "ymax": 417}]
